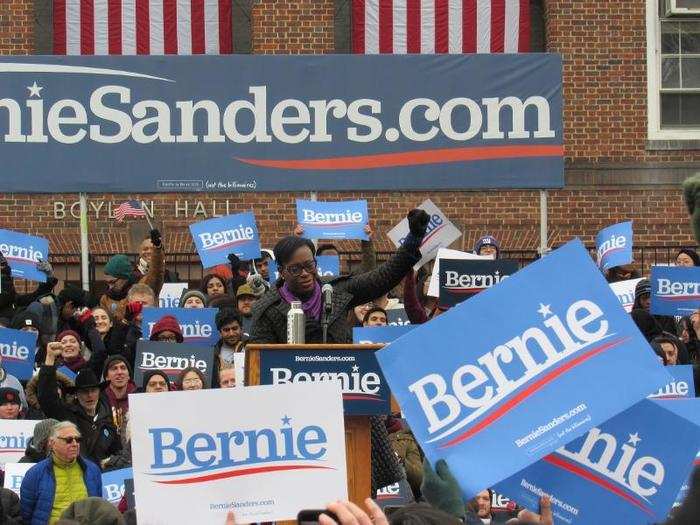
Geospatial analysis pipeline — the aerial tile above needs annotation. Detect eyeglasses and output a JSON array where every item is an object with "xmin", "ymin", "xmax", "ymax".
[
  {"xmin": 284, "ymin": 259, "xmax": 317, "ymax": 277},
  {"xmin": 182, "ymin": 377, "xmax": 202, "ymax": 385},
  {"xmin": 57, "ymin": 436, "xmax": 82, "ymax": 444},
  {"xmin": 157, "ymin": 334, "xmax": 179, "ymax": 342}
]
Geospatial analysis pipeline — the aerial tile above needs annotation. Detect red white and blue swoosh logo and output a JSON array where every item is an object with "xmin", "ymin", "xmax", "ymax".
[
  {"xmin": 304, "ymin": 221, "xmax": 362, "ymax": 228},
  {"xmin": 543, "ymin": 453, "xmax": 655, "ymax": 517},
  {"xmin": 342, "ymin": 392, "xmax": 383, "ymax": 402},
  {"xmin": 235, "ymin": 144, "xmax": 563, "ymax": 171},
  {"xmin": 205, "ymin": 238, "xmax": 254, "ymax": 252},
  {"xmin": 147, "ymin": 460, "xmax": 334, "ymax": 485},
  {"xmin": 656, "ymin": 293, "xmax": 700, "ymax": 302},
  {"xmin": 433, "ymin": 335, "xmax": 630, "ymax": 448}
]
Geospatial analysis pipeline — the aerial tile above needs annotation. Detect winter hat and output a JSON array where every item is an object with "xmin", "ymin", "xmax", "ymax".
[
  {"xmin": 149, "ymin": 315, "xmax": 184, "ymax": 343},
  {"xmin": 58, "ymin": 286, "xmax": 87, "ymax": 308},
  {"xmin": 141, "ymin": 369, "xmax": 171, "ymax": 391},
  {"xmin": 32, "ymin": 418, "xmax": 59, "ymax": 451},
  {"xmin": 179, "ymin": 289, "xmax": 207, "ymax": 307},
  {"xmin": 60, "ymin": 496, "xmax": 126, "ymax": 525},
  {"xmin": 678, "ymin": 248, "xmax": 700, "ymax": 267},
  {"xmin": 635, "ymin": 278, "xmax": 652, "ymax": 300},
  {"xmin": 474, "ymin": 235, "xmax": 500, "ymax": 257},
  {"xmin": 56, "ymin": 329, "xmax": 81, "ymax": 343},
  {"xmin": 104, "ymin": 254, "xmax": 133, "ymax": 280},
  {"xmin": 10, "ymin": 310, "xmax": 41, "ymax": 331},
  {"xmin": 236, "ymin": 284, "xmax": 256, "ymax": 299},
  {"xmin": 102, "ymin": 355, "xmax": 133, "ymax": 380},
  {"xmin": 0, "ymin": 387, "xmax": 21, "ymax": 406},
  {"xmin": 66, "ymin": 369, "xmax": 110, "ymax": 393}
]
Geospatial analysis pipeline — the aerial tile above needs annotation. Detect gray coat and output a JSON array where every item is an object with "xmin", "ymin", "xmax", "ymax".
[{"xmin": 249, "ymin": 244, "xmax": 420, "ymax": 344}]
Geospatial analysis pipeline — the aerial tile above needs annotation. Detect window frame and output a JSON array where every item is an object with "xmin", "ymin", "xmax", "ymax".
[{"xmin": 647, "ymin": 0, "xmax": 700, "ymax": 139}]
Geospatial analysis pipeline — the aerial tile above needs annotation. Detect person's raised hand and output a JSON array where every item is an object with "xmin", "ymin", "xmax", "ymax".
[
  {"xmin": 125, "ymin": 301, "xmax": 144, "ymax": 322},
  {"xmin": 363, "ymin": 224, "xmax": 373, "ymax": 240},
  {"xmin": 319, "ymin": 499, "xmax": 388, "ymax": 525},
  {"xmin": 420, "ymin": 458, "xmax": 465, "ymax": 519},
  {"xmin": 46, "ymin": 342, "xmax": 64, "ymax": 365},
  {"xmin": 293, "ymin": 224, "xmax": 305, "ymax": 237},
  {"xmin": 539, "ymin": 496, "xmax": 553, "ymax": 525},
  {"xmin": 150, "ymin": 229, "xmax": 162, "ymax": 248},
  {"xmin": 224, "ymin": 510, "xmax": 236, "ymax": 525},
  {"xmin": 36, "ymin": 258, "xmax": 53, "ymax": 276},
  {"xmin": 407, "ymin": 209, "xmax": 430, "ymax": 238}
]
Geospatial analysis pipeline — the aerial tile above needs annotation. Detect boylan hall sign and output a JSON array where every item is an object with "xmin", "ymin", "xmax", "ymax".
[{"xmin": 0, "ymin": 55, "xmax": 562, "ymax": 192}]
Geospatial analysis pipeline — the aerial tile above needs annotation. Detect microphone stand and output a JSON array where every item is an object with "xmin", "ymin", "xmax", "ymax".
[{"xmin": 322, "ymin": 297, "xmax": 332, "ymax": 344}]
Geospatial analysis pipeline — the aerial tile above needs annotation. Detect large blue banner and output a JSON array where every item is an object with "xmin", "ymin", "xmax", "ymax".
[
  {"xmin": 102, "ymin": 467, "xmax": 133, "ymax": 506},
  {"xmin": 141, "ymin": 307, "xmax": 218, "ymax": 346},
  {"xmin": 0, "ymin": 229, "xmax": 49, "ymax": 283},
  {"xmin": 0, "ymin": 55, "xmax": 563, "ymax": 192},
  {"xmin": 376, "ymin": 239, "xmax": 671, "ymax": 497},
  {"xmin": 0, "ymin": 328, "xmax": 36, "ymax": 380},
  {"xmin": 258, "ymin": 349, "xmax": 391, "ymax": 415},
  {"xmin": 650, "ymin": 265, "xmax": 700, "ymax": 316},
  {"xmin": 493, "ymin": 399, "xmax": 700, "ymax": 525},
  {"xmin": 648, "ymin": 365, "xmax": 695, "ymax": 399},
  {"xmin": 296, "ymin": 200, "xmax": 369, "ymax": 240},
  {"xmin": 189, "ymin": 212, "xmax": 261, "ymax": 267},
  {"xmin": 596, "ymin": 221, "xmax": 633, "ymax": 271}
]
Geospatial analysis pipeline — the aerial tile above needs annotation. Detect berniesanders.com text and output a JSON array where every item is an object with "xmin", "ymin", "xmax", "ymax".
[
  {"xmin": 295, "ymin": 355, "xmax": 355, "ymax": 362},
  {"xmin": 515, "ymin": 404, "xmax": 588, "ymax": 448},
  {"xmin": 210, "ymin": 498, "xmax": 275, "ymax": 511}
]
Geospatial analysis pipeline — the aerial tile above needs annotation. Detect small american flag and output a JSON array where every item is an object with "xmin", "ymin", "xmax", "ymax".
[{"xmin": 114, "ymin": 200, "xmax": 146, "ymax": 222}]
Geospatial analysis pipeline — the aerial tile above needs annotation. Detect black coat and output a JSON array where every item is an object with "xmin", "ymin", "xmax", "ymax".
[
  {"xmin": 249, "ymin": 244, "xmax": 420, "ymax": 344},
  {"xmin": 37, "ymin": 365, "xmax": 122, "ymax": 465}
]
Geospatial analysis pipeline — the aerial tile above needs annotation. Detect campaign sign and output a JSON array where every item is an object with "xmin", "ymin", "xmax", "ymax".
[
  {"xmin": 650, "ymin": 265, "xmax": 700, "ymax": 316},
  {"xmin": 297, "ymin": 199, "xmax": 369, "ymax": 240},
  {"xmin": 3, "ymin": 463, "xmax": 33, "ymax": 496},
  {"xmin": 439, "ymin": 259, "xmax": 519, "ymax": 307},
  {"xmin": 141, "ymin": 307, "xmax": 218, "ymax": 345},
  {"xmin": 0, "ymin": 420, "xmax": 38, "ymax": 467},
  {"xmin": 648, "ymin": 365, "xmax": 695, "ymax": 399},
  {"xmin": 0, "ymin": 327, "xmax": 37, "ymax": 380},
  {"xmin": 427, "ymin": 247, "xmax": 491, "ymax": 298},
  {"xmin": 493, "ymin": 399, "xmax": 700, "ymax": 525},
  {"xmin": 387, "ymin": 308, "xmax": 412, "ymax": 326},
  {"xmin": 130, "ymin": 381, "xmax": 347, "ymax": 524},
  {"xmin": 159, "ymin": 282, "xmax": 189, "ymax": 308},
  {"xmin": 374, "ymin": 478, "xmax": 415, "ymax": 510},
  {"xmin": 353, "ymin": 326, "xmax": 415, "ymax": 344},
  {"xmin": 56, "ymin": 365, "xmax": 77, "ymax": 380},
  {"xmin": 102, "ymin": 467, "xmax": 133, "ymax": 506},
  {"xmin": 596, "ymin": 221, "xmax": 633, "ymax": 271},
  {"xmin": 376, "ymin": 239, "xmax": 672, "ymax": 497},
  {"xmin": 388, "ymin": 200, "xmax": 463, "ymax": 270},
  {"xmin": 317, "ymin": 255, "xmax": 340, "ymax": 278},
  {"xmin": 259, "ymin": 349, "xmax": 391, "ymax": 416},
  {"xmin": 609, "ymin": 278, "xmax": 643, "ymax": 313},
  {"xmin": 134, "ymin": 341, "xmax": 215, "ymax": 387},
  {"xmin": 190, "ymin": 212, "xmax": 261, "ymax": 267},
  {"xmin": 0, "ymin": 229, "xmax": 49, "ymax": 282}
]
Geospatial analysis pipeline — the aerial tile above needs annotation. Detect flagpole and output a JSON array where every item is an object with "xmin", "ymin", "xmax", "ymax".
[{"xmin": 79, "ymin": 193, "xmax": 90, "ymax": 292}]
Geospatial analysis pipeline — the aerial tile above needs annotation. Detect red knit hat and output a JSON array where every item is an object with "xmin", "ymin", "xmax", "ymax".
[
  {"xmin": 56, "ymin": 330, "xmax": 81, "ymax": 343},
  {"xmin": 149, "ymin": 315, "xmax": 184, "ymax": 343}
]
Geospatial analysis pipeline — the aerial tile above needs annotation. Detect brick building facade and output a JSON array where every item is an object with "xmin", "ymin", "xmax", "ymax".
[{"xmin": 0, "ymin": 1, "xmax": 698, "ymax": 282}]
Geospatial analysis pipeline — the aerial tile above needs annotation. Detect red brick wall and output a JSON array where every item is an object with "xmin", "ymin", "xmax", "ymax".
[
  {"xmin": 0, "ymin": 0, "xmax": 696, "ymax": 267},
  {"xmin": 0, "ymin": 0, "xmax": 32, "ymax": 55}
]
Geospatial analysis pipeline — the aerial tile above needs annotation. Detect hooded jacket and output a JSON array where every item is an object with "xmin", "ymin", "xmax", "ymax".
[{"xmin": 249, "ymin": 242, "xmax": 420, "ymax": 344}]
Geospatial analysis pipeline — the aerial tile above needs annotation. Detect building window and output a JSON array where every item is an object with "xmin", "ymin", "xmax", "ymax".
[{"xmin": 647, "ymin": 0, "xmax": 700, "ymax": 140}]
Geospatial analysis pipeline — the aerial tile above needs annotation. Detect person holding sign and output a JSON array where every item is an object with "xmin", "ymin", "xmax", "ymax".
[
  {"xmin": 677, "ymin": 248, "xmax": 700, "ymax": 267},
  {"xmin": 250, "ymin": 209, "xmax": 430, "ymax": 344},
  {"xmin": 100, "ymin": 229, "xmax": 165, "ymax": 323},
  {"xmin": 473, "ymin": 235, "xmax": 500, "ymax": 259}
]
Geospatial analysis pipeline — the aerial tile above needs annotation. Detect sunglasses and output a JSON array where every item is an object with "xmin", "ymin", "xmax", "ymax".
[
  {"xmin": 57, "ymin": 436, "xmax": 82, "ymax": 444},
  {"xmin": 284, "ymin": 259, "xmax": 317, "ymax": 277}
]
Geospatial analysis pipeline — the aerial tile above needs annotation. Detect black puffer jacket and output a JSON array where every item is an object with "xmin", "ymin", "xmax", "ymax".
[
  {"xmin": 37, "ymin": 365, "xmax": 122, "ymax": 465},
  {"xmin": 0, "ymin": 488, "xmax": 21, "ymax": 525},
  {"xmin": 249, "ymin": 242, "xmax": 420, "ymax": 344}
]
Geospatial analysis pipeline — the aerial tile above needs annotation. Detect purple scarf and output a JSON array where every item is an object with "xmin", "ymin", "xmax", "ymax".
[{"xmin": 279, "ymin": 281, "xmax": 323, "ymax": 321}]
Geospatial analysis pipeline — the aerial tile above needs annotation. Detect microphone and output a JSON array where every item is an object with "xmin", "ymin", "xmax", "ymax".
[
  {"xmin": 322, "ymin": 284, "xmax": 333, "ymax": 312},
  {"xmin": 247, "ymin": 273, "xmax": 267, "ymax": 296}
]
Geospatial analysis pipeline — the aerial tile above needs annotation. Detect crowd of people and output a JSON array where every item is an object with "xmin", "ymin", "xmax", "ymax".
[{"xmin": 0, "ymin": 207, "xmax": 698, "ymax": 525}]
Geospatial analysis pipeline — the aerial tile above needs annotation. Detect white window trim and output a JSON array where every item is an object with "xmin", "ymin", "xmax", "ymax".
[{"xmin": 646, "ymin": 0, "xmax": 700, "ymax": 140}]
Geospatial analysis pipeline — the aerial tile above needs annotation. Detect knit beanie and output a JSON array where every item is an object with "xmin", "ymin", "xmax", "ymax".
[
  {"xmin": 32, "ymin": 418, "xmax": 59, "ymax": 451},
  {"xmin": 149, "ymin": 315, "xmax": 184, "ymax": 343},
  {"xmin": 102, "ymin": 354, "xmax": 133, "ymax": 380},
  {"xmin": 141, "ymin": 369, "xmax": 171, "ymax": 391},
  {"xmin": 474, "ymin": 235, "xmax": 500, "ymax": 257},
  {"xmin": 56, "ymin": 329, "xmax": 81, "ymax": 343},
  {"xmin": 179, "ymin": 289, "xmax": 207, "ymax": 307},
  {"xmin": 104, "ymin": 254, "xmax": 133, "ymax": 280},
  {"xmin": 11, "ymin": 310, "xmax": 41, "ymax": 331},
  {"xmin": 635, "ymin": 278, "xmax": 651, "ymax": 300}
]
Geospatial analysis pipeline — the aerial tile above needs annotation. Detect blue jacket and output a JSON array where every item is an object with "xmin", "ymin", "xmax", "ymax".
[{"xmin": 20, "ymin": 456, "xmax": 102, "ymax": 525}]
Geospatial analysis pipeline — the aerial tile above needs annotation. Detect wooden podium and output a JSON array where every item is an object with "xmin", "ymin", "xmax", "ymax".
[{"xmin": 246, "ymin": 343, "xmax": 386, "ymax": 509}]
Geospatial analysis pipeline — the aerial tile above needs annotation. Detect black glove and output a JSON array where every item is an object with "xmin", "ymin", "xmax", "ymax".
[
  {"xmin": 683, "ymin": 174, "xmax": 700, "ymax": 245},
  {"xmin": 407, "ymin": 209, "xmax": 430, "ymax": 238},
  {"xmin": 228, "ymin": 253, "xmax": 241, "ymax": 272},
  {"xmin": 150, "ymin": 229, "xmax": 162, "ymax": 248}
]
